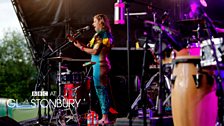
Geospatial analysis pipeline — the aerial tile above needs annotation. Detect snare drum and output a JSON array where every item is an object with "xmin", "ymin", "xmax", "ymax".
[
  {"xmin": 201, "ymin": 37, "xmax": 223, "ymax": 68},
  {"xmin": 171, "ymin": 56, "xmax": 217, "ymax": 126}
]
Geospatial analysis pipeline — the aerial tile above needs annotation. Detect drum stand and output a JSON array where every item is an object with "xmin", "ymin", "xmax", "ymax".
[
  {"xmin": 131, "ymin": 71, "xmax": 171, "ymax": 111},
  {"xmin": 41, "ymin": 31, "xmax": 82, "ymax": 125},
  {"xmin": 152, "ymin": 24, "xmax": 167, "ymax": 125},
  {"xmin": 128, "ymin": 14, "xmax": 173, "ymax": 125},
  {"xmin": 48, "ymin": 50, "xmax": 80, "ymax": 125}
]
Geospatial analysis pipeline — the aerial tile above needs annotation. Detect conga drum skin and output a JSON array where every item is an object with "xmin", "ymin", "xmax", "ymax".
[
  {"xmin": 174, "ymin": 43, "xmax": 201, "ymax": 57},
  {"xmin": 171, "ymin": 56, "xmax": 217, "ymax": 126}
]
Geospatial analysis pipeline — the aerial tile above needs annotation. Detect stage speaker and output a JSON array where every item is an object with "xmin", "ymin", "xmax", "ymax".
[{"xmin": 0, "ymin": 116, "xmax": 21, "ymax": 126}]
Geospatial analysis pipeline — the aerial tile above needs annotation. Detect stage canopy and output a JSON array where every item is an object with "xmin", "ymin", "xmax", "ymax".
[{"xmin": 11, "ymin": 0, "xmax": 224, "ymax": 67}]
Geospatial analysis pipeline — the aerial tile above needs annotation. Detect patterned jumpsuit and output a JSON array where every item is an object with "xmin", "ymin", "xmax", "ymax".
[{"xmin": 89, "ymin": 30, "xmax": 112, "ymax": 114}]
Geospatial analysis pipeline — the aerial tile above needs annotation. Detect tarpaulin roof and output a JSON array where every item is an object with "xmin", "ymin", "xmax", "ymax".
[{"xmin": 11, "ymin": 0, "xmax": 224, "ymax": 69}]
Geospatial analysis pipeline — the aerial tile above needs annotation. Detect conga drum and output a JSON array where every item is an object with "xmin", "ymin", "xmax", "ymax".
[
  {"xmin": 174, "ymin": 42, "xmax": 200, "ymax": 57},
  {"xmin": 171, "ymin": 56, "xmax": 217, "ymax": 126}
]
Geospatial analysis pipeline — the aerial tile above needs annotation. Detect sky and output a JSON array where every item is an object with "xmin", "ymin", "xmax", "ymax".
[{"xmin": 0, "ymin": 0, "xmax": 22, "ymax": 40}]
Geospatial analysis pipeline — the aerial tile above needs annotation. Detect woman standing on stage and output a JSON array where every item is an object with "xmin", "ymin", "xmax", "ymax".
[{"xmin": 70, "ymin": 14, "xmax": 113, "ymax": 124}]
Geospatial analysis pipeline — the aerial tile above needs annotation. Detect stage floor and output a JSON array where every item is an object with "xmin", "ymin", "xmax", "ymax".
[{"xmin": 19, "ymin": 115, "xmax": 173, "ymax": 126}]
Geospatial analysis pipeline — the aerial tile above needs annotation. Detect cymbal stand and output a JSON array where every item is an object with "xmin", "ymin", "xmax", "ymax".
[
  {"xmin": 58, "ymin": 50, "xmax": 62, "ymax": 97},
  {"xmin": 150, "ymin": 23, "xmax": 166, "ymax": 126},
  {"xmin": 49, "ymin": 49, "xmax": 65, "ymax": 125},
  {"xmin": 154, "ymin": 24, "xmax": 165, "ymax": 125},
  {"xmin": 130, "ymin": 25, "xmax": 172, "ymax": 125},
  {"xmin": 122, "ymin": 1, "xmax": 132, "ymax": 126},
  {"xmin": 48, "ymin": 49, "xmax": 80, "ymax": 125},
  {"xmin": 139, "ymin": 30, "xmax": 150, "ymax": 126},
  {"xmin": 47, "ymin": 33, "xmax": 82, "ymax": 125},
  {"xmin": 147, "ymin": 14, "xmax": 167, "ymax": 125},
  {"xmin": 137, "ymin": 9, "xmax": 158, "ymax": 126}
]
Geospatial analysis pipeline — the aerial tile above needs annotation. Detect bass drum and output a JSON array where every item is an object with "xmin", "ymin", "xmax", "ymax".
[{"xmin": 171, "ymin": 56, "xmax": 217, "ymax": 126}]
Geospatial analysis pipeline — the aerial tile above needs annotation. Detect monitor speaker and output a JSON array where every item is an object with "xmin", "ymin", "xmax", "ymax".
[{"xmin": 0, "ymin": 116, "xmax": 21, "ymax": 126}]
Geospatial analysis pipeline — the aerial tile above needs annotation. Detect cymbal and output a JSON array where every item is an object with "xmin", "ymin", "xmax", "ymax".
[
  {"xmin": 69, "ymin": 59, "xmax": 91, "ymax": 62},
  {"xmin": 48, "ymin": 56, "xmax": 90, "ymax": 62},
  {"xmin": 48, "ymin": 56, "xmax": 74, "ymax": 62},
  {"xmin": 144, "ymin": 20, "xmax": 179, "ymax": 35},
  {"xmin": 192, "ymin": 28, "xmax": 208, "ymax": 32},
  {"xmin": 176, "ymin": 19, "xmax": 205, "ymax": 25}
]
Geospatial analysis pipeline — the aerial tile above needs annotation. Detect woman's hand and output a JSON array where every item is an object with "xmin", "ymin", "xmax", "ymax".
[
  {"xmin": 73, "ymin": 40, "xmax": 82, "ymax": 48},
  {"xmin": 67, "ymin": 34, "xmax": 82, "ymax": 48}
]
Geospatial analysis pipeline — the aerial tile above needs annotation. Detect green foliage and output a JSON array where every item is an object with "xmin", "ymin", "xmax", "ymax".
[{"xmin": 0, "ymin": 30, "xmax": 37, "ymax": 101}]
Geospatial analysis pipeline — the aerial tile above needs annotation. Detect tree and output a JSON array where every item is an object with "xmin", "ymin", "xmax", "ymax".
[{"xmin": 0, "ymin": 30, "xmax": 37, "ymax": 101}]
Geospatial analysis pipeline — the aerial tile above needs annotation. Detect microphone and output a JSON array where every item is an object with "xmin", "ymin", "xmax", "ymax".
[
  {"xmin": 76, "ymin": 26, "xmax": 90, "ymax": 32},
  {"xmin": 42, "ymin": 38, "xmax": 53, "ymax": 52},
  {"xmin": 114, "ymin": 0, "xmax": 125, "ymax": 24},
  {"xmin": 67, "ymin": 26, "xmax": 90, "ymax": 44}
]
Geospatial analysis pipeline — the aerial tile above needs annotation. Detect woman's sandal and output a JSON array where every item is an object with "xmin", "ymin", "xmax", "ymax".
[{"xmin": 98, "ymin": 119, "xmax": 113, "ymax": 125}]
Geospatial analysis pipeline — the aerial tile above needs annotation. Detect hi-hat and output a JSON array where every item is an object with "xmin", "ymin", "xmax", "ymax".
[{"xmin": 176, "ymin": 19, "xmax": 208, "ymax": 38}]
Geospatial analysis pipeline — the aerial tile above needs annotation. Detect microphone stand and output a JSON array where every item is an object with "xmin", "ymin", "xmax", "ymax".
[
  {"xmin": 203, "ymin": 15, "xmax": 224, "ymax": 126},
  {"xmin": 157, "ymin": 26, "xmax": 165, "ymax": 126},
  {"xmin": 139, "ymin": 35, "xmax": 149, "ymax": 126},
  {"xmin": 138, "ymin": 9, "xmax": 158, "ymax": 126},
  {"xmin": 152, "ymin": 23, "xmax": 168, "ymax": 125},
  {"xmin": 39, "ymin": 32, "xmax": 81, "ymax": 60},
  {"xmin": 124, "ymin": 2, "xmax": 132, "ymax": 126}
]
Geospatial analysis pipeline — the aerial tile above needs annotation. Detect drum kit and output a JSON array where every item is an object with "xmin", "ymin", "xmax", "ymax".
[
  {"xmin": 170, "ymin": 19, "xmax": 224, "ymax": 125},
  {"xmin": 133, "ymin": 10, "xmax": 224, "ymax": 126},
  {"xmin": 46, "ymin": 55, "xmax": 92, "ymax": 125},
  {"xmin": 35, "ymin": 3, "xmax": 223, "ymax": 125}
]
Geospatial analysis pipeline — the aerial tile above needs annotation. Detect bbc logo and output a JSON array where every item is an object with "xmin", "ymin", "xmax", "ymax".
[{"xmin": 32, "ymin": 91, "xmax": 48, "ymax": 96}]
